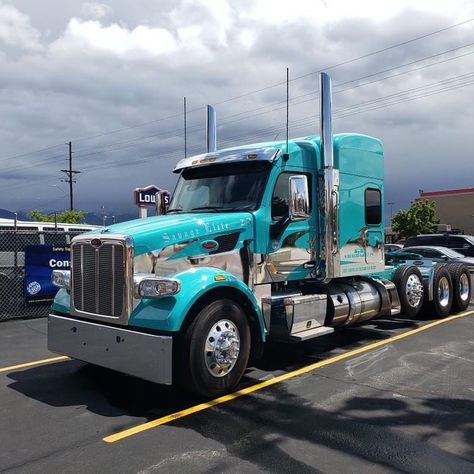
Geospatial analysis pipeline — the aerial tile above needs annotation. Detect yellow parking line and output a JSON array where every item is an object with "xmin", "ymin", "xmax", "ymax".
[
  {"xmin": 0, "ymin": 355, "xmax": 69, "ymax": 374},
  {"xmin": 104, "ymin": 309, "xmax": 474, "ymax": 443}
]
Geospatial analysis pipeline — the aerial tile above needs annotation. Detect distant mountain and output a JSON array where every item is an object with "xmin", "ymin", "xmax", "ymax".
[
  {"xmin": 0, "ymin": 208, "xmax": 140, "ymax": 225},
  {"xmin": 0, "ymin": 209, "xmax": 29, "ymax": 220},
  {"xmin": 83, "ymin": 211, "xmax": 138, "ymax": 226},
  {"xmin": 0, "ymin": 208, "xmax": 15, "ymax": 219}
]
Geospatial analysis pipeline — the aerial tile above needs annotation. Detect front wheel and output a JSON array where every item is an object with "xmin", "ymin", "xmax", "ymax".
[{"xmin": 179, "ymin": 299, "xmax": 251, "ymax": 398}]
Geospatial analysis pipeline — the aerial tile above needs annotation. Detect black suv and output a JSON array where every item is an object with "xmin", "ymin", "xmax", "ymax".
[{"xmin": 404, "ymin": 234, "xmax": 474, "ymax": 257}]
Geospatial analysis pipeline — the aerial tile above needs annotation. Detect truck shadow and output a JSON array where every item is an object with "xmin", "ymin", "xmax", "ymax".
[
  {"xmin": 7, "ymin": 360, "xmax": 201, "ymax": 418},
  {"xmin": 255, "ymin": 316, "xmax": 419, "ymax": 372},
  {"xmin": 172, "ymin": 384, "xmax": 474, "ymax": 472},
  {"xmin": 5, "ymin": 317, "xmax": 429, "ymax": 419}
]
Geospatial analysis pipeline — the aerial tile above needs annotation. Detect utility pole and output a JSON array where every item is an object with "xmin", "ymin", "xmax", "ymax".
[{"xmin": 61, "ymin": 141, "xmax": 80, "ymax": 211}]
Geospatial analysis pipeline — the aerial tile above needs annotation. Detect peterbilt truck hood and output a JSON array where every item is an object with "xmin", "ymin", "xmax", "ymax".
[{"xmin": 98, "ymin": 212, "xmax": 254, "ymax": 257}]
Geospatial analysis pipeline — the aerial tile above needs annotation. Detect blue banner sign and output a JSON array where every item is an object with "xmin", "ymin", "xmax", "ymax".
[{"xmin": 24, "ymin": 245, "xmax": 70, "ymax": 303}]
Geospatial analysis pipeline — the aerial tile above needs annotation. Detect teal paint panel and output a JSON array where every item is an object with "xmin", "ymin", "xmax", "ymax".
[
  {"xmin": 101, "ymin": 212, "xmax": 254, "ymax": 257},
  {"xmin": 129, "ymin": 267, "xmax": 267, "ymax": 340},
  {"xmin": 338, "ymin": 172, "xmax": 384, "ymax": 246},
  {"xmin": 334, "ymin": 134, "xmax": 384, "ymax": 180},
  {"xmin": 336, "ymin": 134, "xmax": 385, "ymax": 248}
]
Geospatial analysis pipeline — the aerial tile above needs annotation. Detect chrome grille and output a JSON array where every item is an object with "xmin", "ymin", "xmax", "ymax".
[{"xmin": 72, "ymin": 240, "xmax": 125, "ymax": 318}]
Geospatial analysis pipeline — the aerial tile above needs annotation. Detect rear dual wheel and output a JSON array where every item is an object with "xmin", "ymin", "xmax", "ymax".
[
  {"xmin": 423, "ymin": 265, "xmax": 453, "ymax": 318},
  {"xmin": 446, "ymin": 263, "xmax": 471, "ymax": 312},
  {"xmin": 393, "ymin": 265, "xmax": 424, "ymax": 317}
]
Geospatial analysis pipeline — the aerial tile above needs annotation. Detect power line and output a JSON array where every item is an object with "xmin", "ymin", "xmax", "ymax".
[
  {"xmin": 4, "ymin": 65, "xmax": 473, "ymax": 190},
  {"xmin": 1, "ymin": 16, "xmax": 472, "ymax": 164},
  {"xmin": 82, "ymin": 74, "xmax": 474, "ymax": 172},
  {"xmin": 70, "ymin": 41, "xmax": 474, "ymax": 162},
  {"xmin": 336, "ymin": 42, "xmax": 474, "ymax": 89},
  {"xmin": 6, "ymin": 36, "xmax": 469, "ymax": 170},
  {"xmin": 3, "ymin": 67, "xmax": 471, "ymax": 195},
  {"xmin": 51, "ymin": 70, "xmax": 474, "ymax": 171},
  {"xmin": 0, "ymin": 143, "xmax": 63, "ymax": 164},
  {"xmin": 212, "ymin": 17, "xmax": 474, "ymax": 105}
]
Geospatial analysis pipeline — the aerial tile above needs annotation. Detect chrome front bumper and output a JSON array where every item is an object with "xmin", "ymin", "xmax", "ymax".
[{"xmin": 48, "ymin": 314, "xmax": 173, "ymax": 385}]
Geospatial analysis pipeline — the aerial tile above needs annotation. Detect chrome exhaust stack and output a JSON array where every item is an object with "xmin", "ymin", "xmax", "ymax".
[
  {"xmin": 318, "ymin": 72, "xmax": 339, "ymax": 281},
  {"xmin": 206, "ymin": 104, "xmax": 217, "ymax": 153}
]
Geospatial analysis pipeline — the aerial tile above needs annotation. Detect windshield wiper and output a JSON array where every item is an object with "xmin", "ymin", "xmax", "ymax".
[
  {"xmin": 190, "ymin": 206, "xmax": 226, "ymax": 212},
  {"xmin": 227, "ymin": 205, "xmax": 254, "ymax": 211},
  {"xmin": 166, "ymin": 207, "xmax": 183, "ymax": 213}
]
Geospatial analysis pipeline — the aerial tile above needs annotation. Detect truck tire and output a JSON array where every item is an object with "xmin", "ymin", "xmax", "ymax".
[
  {"xmin": 180, "ymin": 299, "xmax": 251, "ymax": 398},
  {"xmin": 392, "ymin": 265, "xmax": 424, "ymax": 317},
  {"xmin": 424, "ymin": 265, "xmax": 453, "ymax": 318},
  {"xmin": 446, "ymin": 263, "xmax": 471, "ymax": 312}
]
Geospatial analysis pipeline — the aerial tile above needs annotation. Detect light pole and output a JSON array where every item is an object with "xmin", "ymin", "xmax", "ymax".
[
  {"xmin": 100, "ymin": 205, "xmax": 107, "ymax": 227},
  {"xmin": 387, "ymin": 202, "xmax": 395, "ymax": 222}
]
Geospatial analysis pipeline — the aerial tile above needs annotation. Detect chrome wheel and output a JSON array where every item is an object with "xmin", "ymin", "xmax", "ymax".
[
  {"xmin": 438, "ymin": 276, "xmax": 450, "ymax": 308},
  {"xmin": 459, "ymin": 273, "xmax": 470, "ymax": 302},
  {"xmin": 204, "ymin": 319, "xmax": 240, "ymax": 377},
  {"xmin": 406, "ymin": 273, "xmax": 423, "ymax": 308}
]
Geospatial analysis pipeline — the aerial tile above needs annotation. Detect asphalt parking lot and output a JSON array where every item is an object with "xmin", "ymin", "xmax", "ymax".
[{"xmin": 1, "ymin": 307, "xmax": 474, "ymax": 474}]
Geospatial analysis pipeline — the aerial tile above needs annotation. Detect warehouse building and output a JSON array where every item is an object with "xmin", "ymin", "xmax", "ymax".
[{"xmin": 416, "ymin": 187, "xmax": 474, "ymax": 235}]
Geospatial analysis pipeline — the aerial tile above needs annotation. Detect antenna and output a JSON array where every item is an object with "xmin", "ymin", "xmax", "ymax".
[
  {"xmin": 183, "ymin": 97, "xmax": 187, "ymax": 158},
  {"xmin": 286, "ymin": 67, "xmax": 289, "ymax": 152},
  {"xmin": 283, "ymin": 67, "xmax": 289, "ymax": 161}
]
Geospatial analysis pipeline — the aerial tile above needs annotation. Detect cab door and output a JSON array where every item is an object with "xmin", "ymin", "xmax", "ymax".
[
  {"xmin": 265, "ymin": 172, "xmax": 313, "ymax": 282},
  {"xmin": 364, "ymin": 188, "xmax": 384, "ymax": 265}
]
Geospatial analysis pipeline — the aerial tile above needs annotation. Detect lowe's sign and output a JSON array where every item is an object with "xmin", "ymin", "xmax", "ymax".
[
  {"xmin": 134, "ymin": 185, "xmax": 170, "ymax": 213},
  {"xmin": 134, "ymin": 185, "xmax": 170, "ymax": 206},
  {"xmin": 24, "ymin": 245, "xmax": 70, "ymax": 303}
]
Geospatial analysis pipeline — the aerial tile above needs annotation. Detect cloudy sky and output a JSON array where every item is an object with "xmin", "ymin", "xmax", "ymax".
[{"xmin": 1, "ymin": 0, "xmax": 473, "ymax": 219}]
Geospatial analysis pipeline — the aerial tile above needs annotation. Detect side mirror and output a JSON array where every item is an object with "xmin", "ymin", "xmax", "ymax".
[
  {"xmin": 289, "ymin": 175, "xmax": 309, "ymax": 221},
  {"xmin": 155, "ymin": 191, "xmax": 169, "ymax": 216}
]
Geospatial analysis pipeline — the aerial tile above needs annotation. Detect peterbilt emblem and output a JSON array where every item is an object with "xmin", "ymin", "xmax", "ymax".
[
  {"xmin": 201, "ymin": 240, "xmax": 219, "ymax": 251},
  {"xmin": 90, "ymin": 238, "xmax": 102, "ymax": 248}
]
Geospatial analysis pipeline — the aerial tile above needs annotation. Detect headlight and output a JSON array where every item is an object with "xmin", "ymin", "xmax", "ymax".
[
  {"xmin": 134, "ymin": 276, "xmax": 180, "ymax": 298},
  {"xmin": 52, "ymin": 270, "xmax": 70, "ymax": 289}
]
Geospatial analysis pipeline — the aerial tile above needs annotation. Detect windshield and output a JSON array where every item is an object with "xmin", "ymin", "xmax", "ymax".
[
  {"xmin": 168, "ymin": 162, "xmax": 270, "ymax": 213},
  {"xmin": 441, "ymin": 247, "xmax": 465, "ymax": 258}
]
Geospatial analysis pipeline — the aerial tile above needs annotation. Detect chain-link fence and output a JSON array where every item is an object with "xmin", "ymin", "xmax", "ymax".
[{"xmin": 0, "ymin": 229, "xmax": 82, "ymax": 321}]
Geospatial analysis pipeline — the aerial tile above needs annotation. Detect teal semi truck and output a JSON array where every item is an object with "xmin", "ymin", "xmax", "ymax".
[{"xmin": 49, "ymin": 73, "xmax": 472, "ymax": 397}]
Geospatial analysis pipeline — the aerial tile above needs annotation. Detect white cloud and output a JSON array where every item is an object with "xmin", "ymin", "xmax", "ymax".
[
  {"xmin": 51, "ymin": 18, "xmax": 177, "ymax": 56},
  {"xmin": 80, "ymin": 2, "xmax": 113, "ymax": 20},
  {"xmin": 0, "ymin": 2, "xmax": 42, "ymax": 51}
]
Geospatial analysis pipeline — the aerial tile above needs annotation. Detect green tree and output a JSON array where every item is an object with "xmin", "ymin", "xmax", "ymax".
[
  {"xmin": 391, "ymin": 200, "xmax": 439, "ymax": 239},
  {"xmin": 28, "ymin": 209, "xmax": 87, "ymax": 224}
]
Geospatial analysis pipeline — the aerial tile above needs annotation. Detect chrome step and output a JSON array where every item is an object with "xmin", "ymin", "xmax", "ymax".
[{"xmin": 289, "ymin": 326, "xmax": 334, "ymax": 342}]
